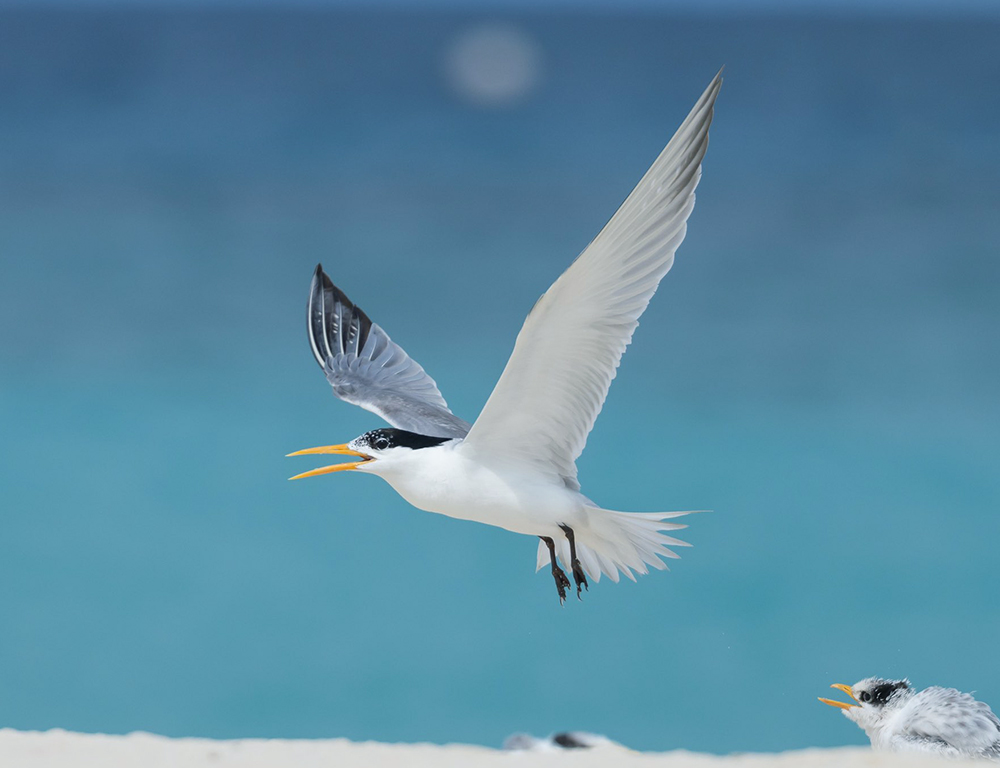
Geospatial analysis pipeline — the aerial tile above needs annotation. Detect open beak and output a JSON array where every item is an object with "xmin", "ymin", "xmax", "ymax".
[
  {"xmin": 286, "ymin": 444, "xmax": 373, "ymax": 480},
  {"xmin": 818, "ymin": 683, "xmax": 859, "ymax": 710}
]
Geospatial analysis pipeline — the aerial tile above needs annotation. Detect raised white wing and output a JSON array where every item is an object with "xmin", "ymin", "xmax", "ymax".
[
  {"xmin": 308, "ymin": 264, "xmax": 471, "ymax": 438},
  {"xmin": 463, "ymin": 72, "xmax": 721, "ymax": 487}
]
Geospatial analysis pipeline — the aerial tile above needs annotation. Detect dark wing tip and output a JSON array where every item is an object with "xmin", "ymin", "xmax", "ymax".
[
  {"xmin": 314, "ymin": 263, "xmax": 335, "ymax": 296},
  {"xmin": 305, "ymin": 265, "xmax": 373, "ymax": 368},
  {"xmin": 307, "ymin": 266, "xmax": 330, "ymax": 367}
]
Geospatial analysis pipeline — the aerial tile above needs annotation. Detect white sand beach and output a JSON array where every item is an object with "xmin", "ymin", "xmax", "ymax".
[{"xmin": 0, "ymin": 729, "xmax": 982, "ymax": 768}]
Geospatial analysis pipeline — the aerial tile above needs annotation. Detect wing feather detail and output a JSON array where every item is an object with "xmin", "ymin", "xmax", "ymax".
[
  {"xmin": 463, "ymin": 72, "xmax": 722, "ymax": 485},
  {"xmin": 901, "ymin": 688, "xmax": 1000, "ymax": 755},
  {"xmin": 307, "ymin": 265, "xmax": 471, "ymax": 439}
]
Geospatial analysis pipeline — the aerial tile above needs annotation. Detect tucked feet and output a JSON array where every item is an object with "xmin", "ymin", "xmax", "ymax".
[
  {"xmin": 559, "ymin": 524, "xmax": 589, "ymax": 599},
  {"xmin": 540, "ymin": 536, "xmax": 571, "ymax": 604}
]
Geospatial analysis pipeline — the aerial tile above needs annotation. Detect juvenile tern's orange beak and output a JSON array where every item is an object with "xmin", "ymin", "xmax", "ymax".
[
  {"xmin": 818, "ymin": 683, "xmax": 859, "ymax": 710},
  {"xmin": 286, "ymin": 444, "xmax": 372, "ymax": 480}
]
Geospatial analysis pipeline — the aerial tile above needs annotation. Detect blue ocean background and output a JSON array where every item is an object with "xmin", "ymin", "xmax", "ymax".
[{"xmin": 1, "ymin": 6, "xmax": 999, "ymax": 754}]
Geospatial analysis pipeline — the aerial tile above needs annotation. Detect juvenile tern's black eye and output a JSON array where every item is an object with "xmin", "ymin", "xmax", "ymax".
[
  {"xmin": 374, "ymin": 436, "xmax": 390, "ymax": 450},
  {"xmin": 859, "ymin": 691, "xmax": 871, "ymax": 703}
]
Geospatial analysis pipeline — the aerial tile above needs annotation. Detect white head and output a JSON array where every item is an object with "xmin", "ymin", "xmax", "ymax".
[
  {"xmin": 287, "ymin": 428, "xmax": 451, "ymax": 479},
  {"xmin": 820, "ymin": 677, "xmax": 914, "ymax": 742}
]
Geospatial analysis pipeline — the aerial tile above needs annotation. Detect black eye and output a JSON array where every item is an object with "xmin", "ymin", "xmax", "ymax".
[
  {"xmin": 859, "ymin": 691, "xmax": 871, "ymax": 703},
  {"xmin": 374, "ymin": 437, "xmax": 390, "ymax": 450}
]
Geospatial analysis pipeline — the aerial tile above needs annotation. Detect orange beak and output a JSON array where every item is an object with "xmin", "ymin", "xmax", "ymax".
[
  {"xmin": 818, "ymin": 683, "xmax": 859, "ymax": 710},
  {"xmin": 286, "ymin": 444, "xmax": 373, "ymax": 480}
]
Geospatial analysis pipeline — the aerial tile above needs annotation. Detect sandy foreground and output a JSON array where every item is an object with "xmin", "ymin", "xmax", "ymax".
[{"xmin": 0, "ymin": 729, "xmax": 984, "ymax": 768}]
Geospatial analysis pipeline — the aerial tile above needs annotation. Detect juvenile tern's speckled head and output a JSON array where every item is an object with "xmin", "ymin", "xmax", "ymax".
[
  {"xmin": 820, "ymin": 678, "xmax": 912, "ymax": 740},
  {"xmin": 820, "ymin": 677, "xmax": 1000, "ymax": 758},
  {"xmin": 287, "ymin": 428, "xmax": 450, "ymax": 479}
]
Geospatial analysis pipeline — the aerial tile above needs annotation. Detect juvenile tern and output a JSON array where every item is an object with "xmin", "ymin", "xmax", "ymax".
[
  {"xmin": 820, "ymin": 677, "xmax": 1000, "ymax": 759},
  {"xmin": 288, "ymin": 71, "xmax": 721, "ymax": 602},
  {"xmin": 502, "ymin": 731, "xmax": 614, "ymax": 751}
]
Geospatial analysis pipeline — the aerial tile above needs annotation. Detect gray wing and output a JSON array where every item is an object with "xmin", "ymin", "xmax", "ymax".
[
  {"xmin": 307, "ymin": 264, "xmax": 471, "ymax": 439},
  {"xmin": 900, "ymin": 687, "xmax": 1000, "ymax": 756}
]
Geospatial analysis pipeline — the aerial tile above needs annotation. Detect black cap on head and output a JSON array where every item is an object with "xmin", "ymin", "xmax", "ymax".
[
  {"xmin": 858, "ymin": 678, "xmax": 910, "ymax": 707},
  {"xmin": 358, "ymin": 428, "xmax": 451, "ymax": 452}
]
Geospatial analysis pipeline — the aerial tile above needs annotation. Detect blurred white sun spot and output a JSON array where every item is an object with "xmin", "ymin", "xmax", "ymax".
[{"xmin": 444, "ymin": 23, "xmax": 542, "ymax": 108}]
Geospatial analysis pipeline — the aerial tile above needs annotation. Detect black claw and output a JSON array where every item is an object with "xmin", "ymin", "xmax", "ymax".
[
  {"xmin": 553, "ymin": 566, "xmax": 571, "ymax": 604},
  {"xmin": 572, "ymin": 561, "xmax": 589, "ymax": 599},
  {"xmin": 559, "ymin": 524, "xmax": 588, "ymax": 599},
  {"xmin": 540, "ymin": 535, "xmax": 571, "ymax": 604}
]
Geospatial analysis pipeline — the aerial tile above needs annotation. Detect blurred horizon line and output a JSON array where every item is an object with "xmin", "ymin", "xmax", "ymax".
[{"xmin": 1, "ymin": 0, "xmax": 998, "ymax": 18}]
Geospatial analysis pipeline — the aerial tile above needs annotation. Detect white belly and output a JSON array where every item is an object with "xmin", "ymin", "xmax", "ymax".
[{"xmin": 366, "ymin": 443, "xmax": 582, "ymax": 537}]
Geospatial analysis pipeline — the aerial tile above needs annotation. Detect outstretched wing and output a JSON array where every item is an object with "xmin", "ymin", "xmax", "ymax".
[
  {"xmin": 463, "ymin": 71, "xmax": 722, "ymax": 487},
  {"xmin": 307, "ymin": 264, "xmax": 471, "ymax": 438}
]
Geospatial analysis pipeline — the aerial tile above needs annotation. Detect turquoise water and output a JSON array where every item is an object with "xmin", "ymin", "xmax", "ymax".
[{"xmin": 1, "ymin": 8, "xmax": 999, "ymax": 754}]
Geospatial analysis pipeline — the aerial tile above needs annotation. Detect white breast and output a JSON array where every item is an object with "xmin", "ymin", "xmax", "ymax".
[{"xmin": 366, "ymin": 442, "xmax": 582, "ymax": 536}]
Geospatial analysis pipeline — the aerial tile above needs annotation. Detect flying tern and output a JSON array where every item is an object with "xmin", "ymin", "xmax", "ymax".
[
  {"xmin": 820, "ymin": 677, "xmax": 1000, "ymax": 759},
  {"xmin": 288, "ymin": 71, "xmax": 721, "ymax": 602}
]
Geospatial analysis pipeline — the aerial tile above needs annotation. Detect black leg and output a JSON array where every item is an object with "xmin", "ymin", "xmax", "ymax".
[
  {"xmin": 559, "ymin": 524, "xmax": 589, "ymax": 599},
  {"xmin": 539, "ymin": 536, "xmax": 570, "ymax": 604}
]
